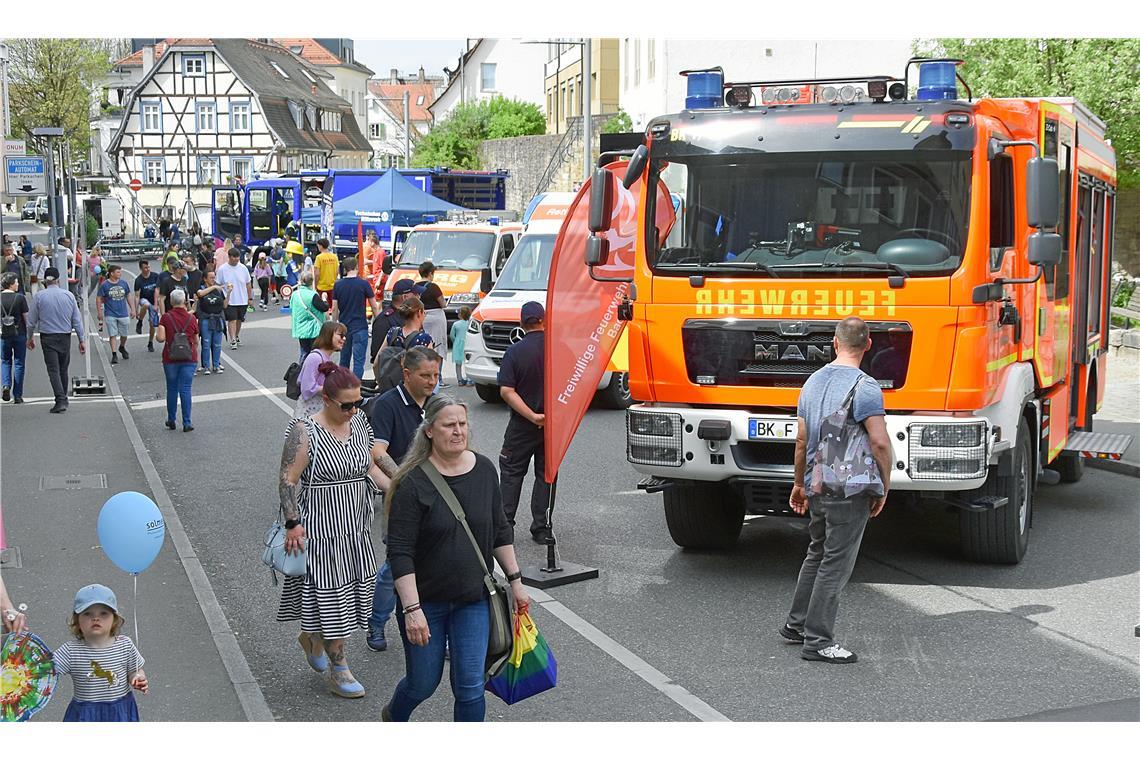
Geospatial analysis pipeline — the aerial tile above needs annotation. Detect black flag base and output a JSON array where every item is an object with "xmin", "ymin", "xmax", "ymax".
[{"xmin": 520, "ymin": 534, "xmax": 598, "ymax": 589}]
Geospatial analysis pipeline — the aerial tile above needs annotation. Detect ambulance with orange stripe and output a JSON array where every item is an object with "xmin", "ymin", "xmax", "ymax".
[
  {"xmin": 383, "ymin": 217, "xmax": 522, "ymax": 324},
  {"xmin": 464, "ymin": 192, "xmax": 634, "ymax": 407},
  {"xmin": 575, "ymin": 58, "xmax": 1127, "ymax": 563}
]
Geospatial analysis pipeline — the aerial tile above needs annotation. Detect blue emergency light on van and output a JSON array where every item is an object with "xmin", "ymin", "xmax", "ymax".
[
  {"xmin": 684, "ymin": 68, "xmax": 723, "ymax": 109},
  {"xmin": 917, "ymin": 61, "xmax": 958, "ymax": 100},
  {"xmin": 488, "ymin": 216, "xmax": 500, "ymax": 226}
]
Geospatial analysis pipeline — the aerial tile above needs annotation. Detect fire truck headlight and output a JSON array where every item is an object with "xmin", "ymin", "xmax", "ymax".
[{"xmin": 920, "ymin": 423, "xmax": 985, "ymax": 448}]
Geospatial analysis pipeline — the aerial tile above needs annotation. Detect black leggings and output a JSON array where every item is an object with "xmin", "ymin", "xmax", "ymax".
[{"xmin": 258, "ymin": 277, "xmax": 270, "ymax": 305}]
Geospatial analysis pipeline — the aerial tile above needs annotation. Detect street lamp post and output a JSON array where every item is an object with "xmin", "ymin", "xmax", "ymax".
[{"xmin": 31, "ymin": 127, "xmax": 66, "ymax": 275}]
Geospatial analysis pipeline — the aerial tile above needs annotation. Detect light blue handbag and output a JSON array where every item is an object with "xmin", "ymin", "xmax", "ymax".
[{"xmin": 262, "ymin": 519, "xmax": 307, "ymax": 585}]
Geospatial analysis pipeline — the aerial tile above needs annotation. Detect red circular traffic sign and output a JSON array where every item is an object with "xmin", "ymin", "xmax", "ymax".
[{"xmin": 129, "ymin": 178, "xmax": 142, "ymax": 192}]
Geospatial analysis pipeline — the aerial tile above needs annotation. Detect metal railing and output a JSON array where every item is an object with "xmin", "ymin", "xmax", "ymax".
[{"xmin": 532, "ymin": 117, "xmax": 582, "ymax": 199}]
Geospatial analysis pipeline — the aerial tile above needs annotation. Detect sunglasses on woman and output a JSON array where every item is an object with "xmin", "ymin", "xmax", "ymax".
[{"xmin": 328, "ymin": 397, "xmax": 365, "ymax": 412}]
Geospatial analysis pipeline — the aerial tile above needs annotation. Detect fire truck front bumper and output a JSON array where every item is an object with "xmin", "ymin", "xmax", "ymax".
[{"xmin": 626, "ymin": 404, "xmax": 996, "ymax": 492}]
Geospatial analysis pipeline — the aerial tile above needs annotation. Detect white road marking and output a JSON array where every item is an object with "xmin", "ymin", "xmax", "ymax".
[
  {"xmin": 12, "ymin": 395, "xmax": 122, "ymax": 406},
  {"xmin": 218, "ymin": 351, "xmax": 295, "ymax": 416},
  {"xmin": 131, "ymin": 386, "xmax": 287, "ymax": 410},
  {"xmin": 525, "ymin": 587, "xmax": 730, "ymax": 722}
]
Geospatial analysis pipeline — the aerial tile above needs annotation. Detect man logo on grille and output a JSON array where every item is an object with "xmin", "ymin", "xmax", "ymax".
[{"xmin": 509, "ymin": 326, "xmax": 526, "ymax": 344}]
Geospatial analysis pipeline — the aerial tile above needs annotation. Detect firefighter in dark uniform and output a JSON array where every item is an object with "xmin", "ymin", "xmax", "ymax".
[{"xmin": 497, "ymin": 301, "xmax": 553, "ymax": 543}]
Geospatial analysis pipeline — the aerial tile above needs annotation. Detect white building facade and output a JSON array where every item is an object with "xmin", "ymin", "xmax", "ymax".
[
  {"xmin": 430, "ymin": 39, "xmax": 549, "ymax": 122},
  {"xmin": 619, "ymin": 39, "xmax": 916, "ymax": 130}
]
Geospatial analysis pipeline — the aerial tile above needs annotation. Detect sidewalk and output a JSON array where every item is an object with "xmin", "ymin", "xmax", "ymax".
[{"xmin": 0, "ymin": 333, "xmax": 253, "ymax": 721}]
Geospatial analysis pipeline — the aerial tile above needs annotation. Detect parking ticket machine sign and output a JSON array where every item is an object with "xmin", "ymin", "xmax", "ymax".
[{"xmin": 5, "ymin": 156, "xmax": 46, "ymax": 195}]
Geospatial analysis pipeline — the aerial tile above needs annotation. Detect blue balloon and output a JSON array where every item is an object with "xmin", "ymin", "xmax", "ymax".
[{"xmin": 97, "ymin": 491, "xmax": 165, "ymax": 574}]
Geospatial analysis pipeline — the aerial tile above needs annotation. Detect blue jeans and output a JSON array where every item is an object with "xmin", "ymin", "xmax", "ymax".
[
  {"xmin": 339, "ymin": 327, "xmax": 369, "ymax": 379},
  {"xmin": 388, "ymin": 599, "xmax": 490, "ymax": 722},
  {"xmin": 200, "ymin": 322, "xmax": 224, "ymax": 369},
  {"xmin": 163, "ymin": 361, "xmax": 195, "ymax": 426},
  {"xmin": 368, "ymin": 560, "xmax": 395, "ymax": 630},
  {"xmin": 1, "ymin": 334, "xmax": 27, "ymax": 399}
]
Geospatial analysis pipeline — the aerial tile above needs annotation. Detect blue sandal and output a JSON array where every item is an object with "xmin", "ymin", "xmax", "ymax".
[
  {"xmin": 328, "ymin": 665, "xmax": 365, "ymax": 698},
  {"xmin": 298, "ymin": 633, "xmax": 328, "ymax": 673}
]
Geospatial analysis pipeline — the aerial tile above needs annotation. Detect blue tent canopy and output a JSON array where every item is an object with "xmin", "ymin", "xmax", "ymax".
[{"xmin": 329, "ymin": 168, "xmax": 466, "ymax": 232}]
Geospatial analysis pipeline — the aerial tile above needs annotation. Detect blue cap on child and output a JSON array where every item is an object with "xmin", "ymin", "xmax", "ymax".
[{"xmin": 74, "ymin": 584, "xmax": 118, "ymax": 614}]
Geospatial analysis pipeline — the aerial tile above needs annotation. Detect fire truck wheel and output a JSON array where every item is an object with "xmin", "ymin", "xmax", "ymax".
[
  {"xmin": 595, "ymin": 373, "xmax": 633, "ymax": 409},
  {"xmin": 475, "ymin": 383, "xmax": 504, "ymax": 404},
  {"xmin": 959, "ymin": 419, "xmax": 1031, "ymax": 564},
  {"xmin": 663, "ymin": 482, "xmax": 744, "ymax": 550}
]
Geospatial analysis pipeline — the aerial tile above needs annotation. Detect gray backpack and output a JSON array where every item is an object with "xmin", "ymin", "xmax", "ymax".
[{"xmin": 809, "ymin": 378, "xmax": 885, "ymax": 500}]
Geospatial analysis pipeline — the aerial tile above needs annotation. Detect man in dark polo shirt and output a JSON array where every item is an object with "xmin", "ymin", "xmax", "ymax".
[
  {"xmin": 365, "ymin": 345, "xmax": 442, "ymax": 652},
  {"xmin": 498, "ymin": 301, "xmax": 552, "ymax": 543}
]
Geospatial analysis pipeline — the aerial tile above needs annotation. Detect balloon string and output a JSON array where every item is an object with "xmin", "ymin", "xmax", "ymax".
[{"xmin": 133, "ymin": 574, "xmax": 139, "ymax": 650}]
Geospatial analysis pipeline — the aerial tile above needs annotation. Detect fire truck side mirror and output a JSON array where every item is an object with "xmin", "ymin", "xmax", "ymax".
[
  {"xmin": 589, "ymin": 169, "xmax": 614, "ymax": 233},
  {"xmin": 1026, "ymin": 157, "xmax": 1060, "ymax": 229},
  {"xmin": 585, "ymin": 236, "xmax": 610, "ymax": 267},
  {"xmin": 1028, "ymin": 231, "xmax": 1062, "ymax": 268},
  {"xmin": 622, "ymin": 145, "xmax": 649, "ymax": 190}
]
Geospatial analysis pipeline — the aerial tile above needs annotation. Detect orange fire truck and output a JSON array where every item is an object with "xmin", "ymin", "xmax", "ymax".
[{"xmin": 572, "ymin": 58, "xmax": 1128, "ymax": 564}]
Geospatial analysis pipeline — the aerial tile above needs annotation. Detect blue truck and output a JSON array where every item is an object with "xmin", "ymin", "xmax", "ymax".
[{"xmin": 210, "ymin": 167, "xmax": 508, "ymax": 252}]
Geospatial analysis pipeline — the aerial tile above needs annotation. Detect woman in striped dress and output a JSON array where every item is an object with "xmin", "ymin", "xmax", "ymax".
[{"xmin": 278, "ymin": 362, "xmax": 390, "ymax": 698}]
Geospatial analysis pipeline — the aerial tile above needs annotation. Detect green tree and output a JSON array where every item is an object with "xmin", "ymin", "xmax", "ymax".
[
  {"xmin": 916, "ymin": 38, "xmax": 1140, "ymax": 187},
  {"xmin": 602, "ymin": 108, "xmax": 633, "ymax": 134},
  {"xmin": 413, "ymin": 96, "xmax": 545, "ymax": 169},
  {"xmin": 4, "ymin": 39, "xmax": 114, "ymax": 158}
]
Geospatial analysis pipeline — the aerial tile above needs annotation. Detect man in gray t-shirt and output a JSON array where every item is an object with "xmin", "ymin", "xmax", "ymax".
[{"xmin": 782, "ymin": 316, "xmax": 892, "ymax": 664}]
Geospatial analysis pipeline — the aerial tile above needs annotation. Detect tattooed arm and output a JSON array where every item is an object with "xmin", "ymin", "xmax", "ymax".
[
  {"xmin": 372, "ymin": 440, "xmax": 400, "ymax": 479},
  {"xmin": 280, "ymin": 420, "xmax": 311, "ymax": 554}
]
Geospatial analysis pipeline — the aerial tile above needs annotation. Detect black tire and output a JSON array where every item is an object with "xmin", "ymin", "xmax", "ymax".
[
  {"xmin": 595, "ymin": 372, "xmax": 632, "ymax": 409},
  {"xmin": 475, "ymin": 383, "xmax": 503, "ymax": 404},
  {"xmin": 663, "ymin": 482, "xmax": 744, "ymax": 550},
  {"xmin": 959, "ymin": 419, "xmax": 1032, "ymax": 564}
]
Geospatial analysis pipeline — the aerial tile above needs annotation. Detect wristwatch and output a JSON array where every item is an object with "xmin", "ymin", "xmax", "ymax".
[{"xmin": 284, "ymin": 519, "xmax": 301, "ymax": 530}]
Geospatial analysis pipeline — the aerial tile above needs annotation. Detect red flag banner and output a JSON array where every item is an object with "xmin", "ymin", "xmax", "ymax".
[{"xmin": 543, "ymin": 161, "xmax": 675, "ymax": 483}]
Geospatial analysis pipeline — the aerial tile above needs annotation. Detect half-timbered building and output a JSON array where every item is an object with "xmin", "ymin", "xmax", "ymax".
[{"xmin": 108, "ymin": 38, "xmax": 371, "ymax": 227}]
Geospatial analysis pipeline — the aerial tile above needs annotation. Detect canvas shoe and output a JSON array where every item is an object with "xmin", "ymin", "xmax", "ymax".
[
  {"xmin": 366, "ymin": 624, "xmax": 388, "ymax": 652},
  {"xmin": 801, "ymin": 644, "xmax": 858, "ymax": 664}
]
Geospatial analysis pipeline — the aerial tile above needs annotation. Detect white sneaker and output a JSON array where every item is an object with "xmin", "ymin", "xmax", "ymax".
[
  {"xmin": 236, "ymin": 336, "xmax": 242, "ymax": 345},
  {"xmin": 230, "ymin": 340, "xmax": 238, "ymax": 349},
  {"xmin": 215, "ymin": 365, "xmax": 224, "ymax": 373},
  {"xmin": 203, "ymin": 368, "xmax": 211, "ymax": 375},
  {"xmin": 802, "ymin": 644, "xmax": 857, "ymax": 664}
]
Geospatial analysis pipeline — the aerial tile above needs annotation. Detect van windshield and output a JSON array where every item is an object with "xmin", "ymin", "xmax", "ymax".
[
  {"xmin": 494, "ymin": 234, "xmax": 556, "ymax": 291},
  {"xmin": 396, "ymin": 230, "xmax": 496, "ymax": 270},
  {"xmin": 652, "ymin": 151, "xmax": 971, "ymax": 278}
]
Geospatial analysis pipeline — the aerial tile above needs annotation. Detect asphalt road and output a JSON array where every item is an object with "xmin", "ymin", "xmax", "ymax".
[{"xmin": 9, "ymin": 222, "xmax": 1135, "ymax": 723}]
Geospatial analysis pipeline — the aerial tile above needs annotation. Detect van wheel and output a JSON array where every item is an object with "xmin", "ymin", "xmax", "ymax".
[
  {"xmin": 663, "ymin": 482, "xmax": 744, "ymax": 550},
  {"xmin": 959, "ymin": 419, "xmax": 1032, "ymax": 564},
  {"xmin": 475, "ymin": 383, "xmax": 503, "ymax": 404},
  {"xmin": 595, "ymin": 373, "xmax": 632, "ymax": 409}
]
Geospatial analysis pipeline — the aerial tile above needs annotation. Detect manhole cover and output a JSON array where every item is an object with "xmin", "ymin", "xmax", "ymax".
[
  {"xmin": 39, "ymin": 474, "xmax": 108, "ymax": 490},
  {"xmin": 0, "ymin": 547, "xmax": 21, "ymax": 568}
]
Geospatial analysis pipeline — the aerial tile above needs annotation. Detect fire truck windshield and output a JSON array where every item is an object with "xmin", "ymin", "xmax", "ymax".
[
  {"xmin": 397, "ymin": 230, "xmax": 496, "ymax": 271},
  {"xmin": 494, "ymin": 234, "xmax": 556, "ymax": 291},
  {"xmin": 652, "ymin": 151, "xmax": 971, "ymax": 278}
]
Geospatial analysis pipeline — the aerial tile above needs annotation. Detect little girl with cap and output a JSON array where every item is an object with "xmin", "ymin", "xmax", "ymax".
[{"xmin": 52, "ymin": 584, "xmax": 148, "ymax": 721}]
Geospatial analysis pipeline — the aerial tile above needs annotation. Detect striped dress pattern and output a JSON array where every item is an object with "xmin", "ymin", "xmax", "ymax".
[{"xmin": 276, "ymin": 414, "xmax": 379, "ymax": 639}]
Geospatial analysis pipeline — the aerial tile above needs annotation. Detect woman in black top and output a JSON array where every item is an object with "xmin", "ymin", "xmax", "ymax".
[
  {"xmin": 383, "ymin": 394, "xmax": 528, "ymax": 722},
  {"xmin": 195, "ymin": 270, "xmax": 228, "ymax": 374}
]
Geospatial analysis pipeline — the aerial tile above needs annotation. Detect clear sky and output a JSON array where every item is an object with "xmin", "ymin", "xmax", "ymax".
[{"xmin": 353, "ymin": 40, "xmax": 468, "ymax": 79}]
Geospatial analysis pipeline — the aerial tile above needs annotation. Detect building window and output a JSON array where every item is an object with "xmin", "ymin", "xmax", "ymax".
[
  {"xmin": 196, "ymin": 101, "xmax": 216, "ymax": 132},
  {"xmin": 634, "ymin": 39, "xmax": 641, "ymax": 86},
  {"xmin": 288, "ymin": 100, "xmax": 303, "ymax": 130},
  {"xmin": 141, "ymin": 102, "xmax": 161, "ymax": 133},
  {"xmin": 183, "ymin": 55, "xmax": 205, "ymax": 77},
  {"xmin": 568, "ymin": 82, "xmax": 575, "ymax": 117},
  {"xmin": 198, "ymin": 156, "xmax": 220, "ymax": 185},
  {"xmin": 302, "ymin": 69, "xmax": 318, "ymax": 84},
  {"xmin": 647, "ymin": 39, "xmax": 655, "ymax": 81},
  {"xmin": 416, "ymin": 94, "xmax": 425, "ymax": 106},
  {"xmin": 481, "ymin": 63, "xmax": 496, "ymax": 91},
  {"xmin": 143, "ymin": 158, "xmax": 164, "ymax": 185},
  {"xmin": 231, "ymin": 102, "xmax": 250, "ymax": 131},
  {"xmin": 231, "ymin": 157, "xmax": 253, "ymax": 182},
  {"xmin": 270, "ymin": 61, "xmax": 290, "ymax": 79},
  {"xmin": 370, "ymin": 123, "xmax": 385, "ymax": 139}
]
